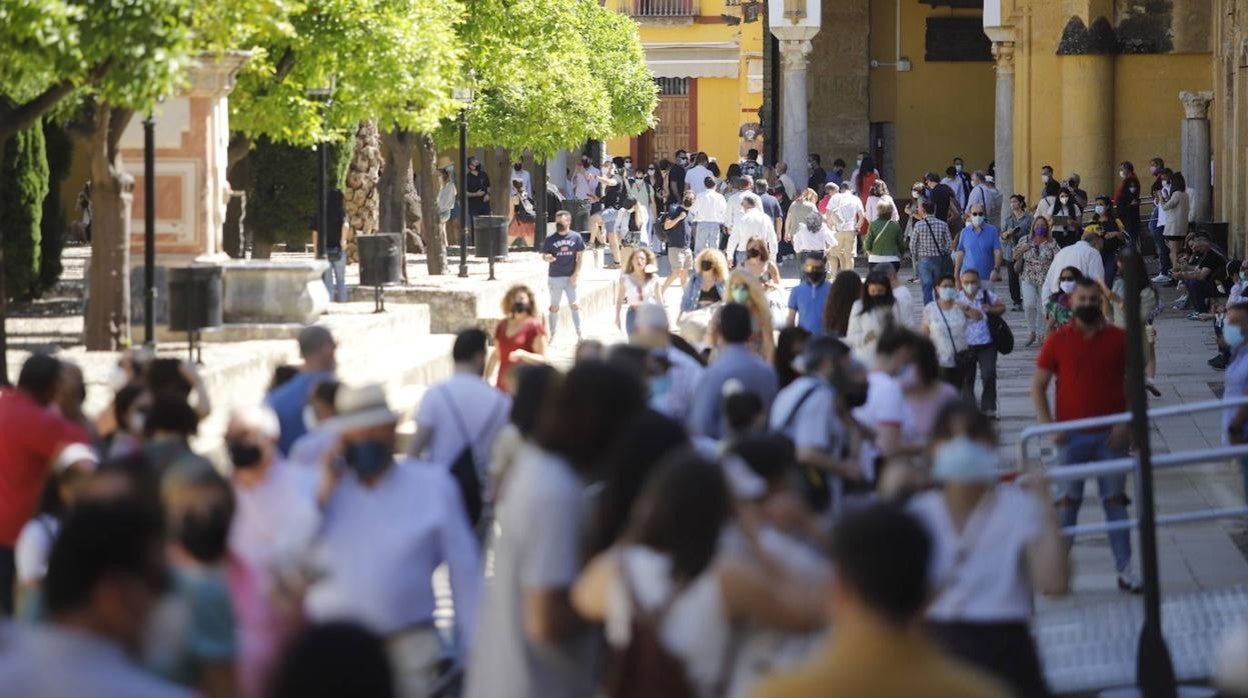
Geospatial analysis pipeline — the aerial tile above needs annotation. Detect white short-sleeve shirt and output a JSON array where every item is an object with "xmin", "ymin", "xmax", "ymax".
[
  {"xmin": 415, "ymin": 374, "xmax": 511, "ymax": 469},
  {"xmin": 909, "ymin": 487, "xmax": 1044, "ymax": 622}
]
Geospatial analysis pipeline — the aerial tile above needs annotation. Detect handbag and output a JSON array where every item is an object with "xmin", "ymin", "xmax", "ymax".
[
  {"xmin": 923, "ymin": 219, "xmax": 955, "ymax": 276},
  {"xmin": 936, "ymin": 303, "xmax": 976, "ymax": 374},
  {"xmin": 981, "ymin": 289, "xmax": 1015, "ymax": 355}
]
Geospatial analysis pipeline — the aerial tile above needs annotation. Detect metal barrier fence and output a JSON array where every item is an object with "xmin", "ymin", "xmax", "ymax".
[{"xmin": 1015, "ymin": 395, "xmax": 1248, "ymax": 537}]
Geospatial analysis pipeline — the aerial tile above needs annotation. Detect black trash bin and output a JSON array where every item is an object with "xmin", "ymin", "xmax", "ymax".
[
  {"xmin": 358, "ymin": 233, "xmax": 404, "ymax": 287},
  {"xmin": 474, "ymin": 215, "xmax": 509, "ymax": 259},
  {"xmin": 564, "ymin": 199, "xmax": 592, "ymax": 235},
  {"xmin": 1195, "ymin": 221, "xmax": 1229, "ymax": 252},
  {"xmin": 167, "ymin": 266, "xmax": 223, "ymax": 333}
]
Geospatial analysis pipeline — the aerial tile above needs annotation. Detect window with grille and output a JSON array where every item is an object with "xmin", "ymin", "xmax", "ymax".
[{"xmin": 656, "ymin": 77, "xmax": 690, "ymax": 96}]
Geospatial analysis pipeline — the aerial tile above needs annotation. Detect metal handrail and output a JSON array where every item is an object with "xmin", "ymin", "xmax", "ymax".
[
  {"xmin": 1015, "ymin": 395, "xmax": 1248, "ymax": 467},
  {"xmin": 1065, "ymin": 506, "xmax": 1248, "ymax": 537},
  {"xmin": 1019, "ymin": 444, "xmax": 1248, "ymax": 484}
]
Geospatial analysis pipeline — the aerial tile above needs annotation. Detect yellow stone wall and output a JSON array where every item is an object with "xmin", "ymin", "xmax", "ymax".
[{"xmin": 868, "ymin": 1, "xmax": 996, "ymax": 187}]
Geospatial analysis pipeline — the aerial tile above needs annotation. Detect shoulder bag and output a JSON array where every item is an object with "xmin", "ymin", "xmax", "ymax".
[
  {"xmin": 981, "ymin": 289, "xmax": 1014, "ymax": 355},
  {"xmin": 923, "ymin": 219, "xmax": 956, "ymax": 277}
]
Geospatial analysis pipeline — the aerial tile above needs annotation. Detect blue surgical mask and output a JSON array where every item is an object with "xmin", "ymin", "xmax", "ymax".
[
  {"xmin": 939, "ymin": 287, "xmax": 958, "ymax": 301},
  {"xmin": 1226, "ymin": 324, "xmax": 1246, "ymax": 348},
  {"xmin": 932, "ymin": 436, "xmax": 1000, "ymax": 483},
  {"xmin": 731, "ymin": 287, "xmax": 750, "ymax": 304},
  {"xmin": 344, "ymin": 440, "xmax": 392, "ymax": 479},
  {"xmin": 971, "ymin": 215, "xmax": 985, "ymax": 227},
  {"xmin": 963, "ymin": 282, "xmax": 979, "ymax": 296}
]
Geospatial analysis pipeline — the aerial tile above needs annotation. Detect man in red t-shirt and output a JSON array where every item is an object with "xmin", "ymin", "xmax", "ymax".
[
  {"xmin": 1031, "ymin": 278, "xmax": 1139, "ymax": 593},
  {"xmin": 0, "ymin": 355, "xmax": 91, "ymax": 615}
]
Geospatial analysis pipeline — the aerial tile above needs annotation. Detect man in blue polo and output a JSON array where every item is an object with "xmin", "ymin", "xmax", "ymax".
[
  {"xmin": 953, "ymin": 202, "xmax": 1002, "ymax": 289},
  {"xmin": 787, "ymin": 256, "xmax": 830, "ymax": 335}
]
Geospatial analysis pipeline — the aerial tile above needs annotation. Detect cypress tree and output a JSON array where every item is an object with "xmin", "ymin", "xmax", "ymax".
[{"xmin": 0, "ymin": 122, "xmax": 49, "ymax": 299}]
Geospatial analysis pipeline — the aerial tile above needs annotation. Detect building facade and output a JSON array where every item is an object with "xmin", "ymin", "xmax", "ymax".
[{"xmin": 606, "ymin": 0, "xmax": 765, "ymax": 168}]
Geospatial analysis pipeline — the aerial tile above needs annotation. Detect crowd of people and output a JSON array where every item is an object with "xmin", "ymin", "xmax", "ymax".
[{"xmin": 4, "ymin": 145, "xmax": 1248, "ymax": 698}]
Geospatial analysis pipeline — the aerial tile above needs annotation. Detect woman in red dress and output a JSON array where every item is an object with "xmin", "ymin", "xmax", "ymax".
[{"xmin": 486, "ymin": 284, "xmax": 548, "ymax": 391}]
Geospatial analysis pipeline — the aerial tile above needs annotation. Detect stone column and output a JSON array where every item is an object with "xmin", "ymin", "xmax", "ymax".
[
  {"xmin": 992, "ymin": 41, "xmax": 1015, "ymax": 202},
  {"xmin": 1057, "ymin": 16, "xmax": 1115, "ymax": 201},
  {"xmin": 777, "ymin": 37, "xmax": 815, "ymax": 190},
  {"xmin": 1180, "ymin": 90, "xmax": 1214, "ymax": 223}
]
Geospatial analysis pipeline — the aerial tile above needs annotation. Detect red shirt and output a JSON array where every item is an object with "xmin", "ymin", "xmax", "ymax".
[
  {"xmin": 1035, "ymin": 322, "xmax": 1127, "ymax": 423},
  {"xmin": 494, "ymin": 317, "xmax": 545, "ymax": 390},
  {"xmin": 0, "ymin": 389, "xmax": 91, "ymax": 546}
]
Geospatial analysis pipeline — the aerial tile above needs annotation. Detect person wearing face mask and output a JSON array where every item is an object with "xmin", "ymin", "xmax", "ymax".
[
  {"xmin": 667, "ymin": 149, "xmax": 688, "ymax": 201},
  {"xmin": 954, "ymin": 203, "xmax": 1002, "ymax": 290},
  {"xmin": 510, "ymin": 160, "xmax": 532, "ymax": 195},
  {"xmin": 1159, "ymin": 171, "xmax": 1192, "ymax": 279},
  {"xmin": 1112, "ymin": 160, "xmax": 1142, "ymax": 246},
  {"xmin": 955, "ymin": 269, "xmax": 1005, "ymax": 417},
  {"xmin": 921, "ymin": 274, "xmax": 983, "ymax": 388},
  {"xmin": 464, "ymin": 156, "xmax": 491, "ymax": 225},
  {"xmin": 286, "ymin": 380, "xmax": 342, "ymax": 474},
  {"xmin": 711, "ymin": 270, "xmax": 776, "ymax": 361},
  {"xmin": 308, "ymin": 383, "xmax": 482, "ymax": 698},
  {"xmin": 909, "ymin": 403, "xmax": 1069, "ymax": 698},
  {"xmin": 224, "ymin": 405, "xmax": 318, "ymax": 698},
  {"xmin": 854, "ymin": 329, "xmax": 929, "ymax": 476},
  {"xmin": 1011, "ymin": 218, "xmax": 1062, "ymax": 346},
  {"xmin": 898, "ymin": 336, "xmax": 960, "ymax": 454},
  {"xmin": 1047, "ymin": 187, "xmax": 1083, "ymax": 248},
  {"xmin": 686, "ymin": 152, "xmax": 715, "ymax": 195},
  {"xmin": 1219, "ymin": 304, "xmax": 1248, "ymax": 501},
  {"xmin": 1147, "ymin": 158, "xmax": 1172, "ymax": 281},
  {"xmin": 847, "ymin": 271, "xmax": 903, "ymax": 366},
  {"xmin": 150, "ymin": 467, "xmax": 238, "ymax": 696},
  {"xmin": 864, "ymin": 200, "xmax": 903, "ymax": 272},
  {"xmin": 690, "ymin": 303, "xmax": 779, "ymax": 439},
  {"xmin": 486, "ymin": 284, "xmax": 548, "ymax": 391},
  {"xmin": 770, "ymin": 337, "xmax": 863, "ymax": 517},
  {"xmin": 1086, "ymin": 196, "xmax": 1128, "ymax": 286},
  {"xmin": 999, "ymin": 195, "xmax": 1032, "ymax": 311},
  {"xmin": 1039, "ymin": 164, "xmax": 1053, "ymax": 187},
  {"xmin": 1033, "ymin": 277, "xmax": 1140, "ymax": 593},
  {"xmin": 807, "ymin": 153, "xmax": 827, "ymax": 192},
  {"xmin": 788, "ymin": 256, "xmax": 832, "ymax": 335},
  {"xmin": 103, "ymin": 384, "xmax": 152, "ymax": 460},
  {"xmin": 630, "ymin": 303, "xmax": 704, "ymax": 421},
  {"xmin": 679, "ymin": 248, "xmax": 729, "ymax": 324},
  {"xmin": 1044, "ymin": 266, "xmax": 1084, "ymax": 334}
]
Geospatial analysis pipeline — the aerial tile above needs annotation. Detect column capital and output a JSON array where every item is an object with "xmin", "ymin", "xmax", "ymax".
[
  {"xmin": 992, "ymin": 41, "xmax": 1016, "ymax": 75},
  {"xmin": 778, "ymin": 39, "xmax": 814, "ymax": 70},
  {"xmin": 186, "ymin": 50, "xmax": 252, "ymax": 98},
  {"xmin": 1179, "ymin": 90, "xmax": 1214, "ymax": 119}
]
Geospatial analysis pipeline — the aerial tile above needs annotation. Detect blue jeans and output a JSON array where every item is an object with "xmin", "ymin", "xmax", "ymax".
[
  {"xmin": 323, "ymin": 254, "xmax": 347, "ymax": 302},
  {"xmin": 1057, "ymin": 430, "xmax": 1132, "ymax": 573},
  {"xmin": 625, "ymin": 306, "xmax": 637, "ymax": 337},
  {"xmin": 548, "ymin": 276, "xmax": 578, "ymax": 307},
  {"xmin": 694, "ymin": 222, "xmax": 721, "ymax": 254},
  {"xmin": 917, "ymin": 256, "xmax": 945, "ymax": 305},
  {"xmin": 1150, "ymin": 218, "xmax": 1171, "ymax": 275}
]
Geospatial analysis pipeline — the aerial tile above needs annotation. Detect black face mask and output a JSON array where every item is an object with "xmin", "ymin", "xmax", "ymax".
[
  {"xmin": 746, "ymin": 248, "xmax": 761, "ymax": 259},
  {"xmin": 513, "ymin": 163, "xmax": 522, "ymax": 172},
  {"xmin": 700, "ymin": 260, "xmax": 713, "ymax": 272},
  {"xmin": 512, "ymin": 301, "xmax": 530, "ymax": 315},
  {"xmin": 227, "ymin": 439, "xmax": 263, "ymax": 469},
  {"xmin": 841, "ymin": 383, "xmax": 869, "ymax": 408},
  {"xmin": 1073, "ymin": 304, "xmax": 1102, "ymax": 324},
  {"xmin": 179, "ymin": 505, "xmax": 232, "ymax": 564},
  {"xmin": 806, "ymin": 269, "xmax": 827, "ymax": 284}
]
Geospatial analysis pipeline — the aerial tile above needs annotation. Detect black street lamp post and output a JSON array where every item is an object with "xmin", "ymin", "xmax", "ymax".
[
  {"xmin": 454, "ymin": 86, "xmax": 474, "ymax": 278},
  {"xmin": 308, "ymin": 79, "xmax": 336, "ymax": 260},
  {"xmin": 143, "ymin": 112, "xmax": 157, "ymax": 346}
]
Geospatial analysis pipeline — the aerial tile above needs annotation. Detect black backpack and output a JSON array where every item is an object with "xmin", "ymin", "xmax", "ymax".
[
  {"xmin": 439, "ymin": 388, "xmax": 507, "ymax": 526},
  {"xmin": 982, "ymin": 289, "xmax": 1014, "ymax": 355}
]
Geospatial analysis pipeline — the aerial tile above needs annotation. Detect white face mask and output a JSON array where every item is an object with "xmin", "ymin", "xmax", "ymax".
[
  {"xmin": 1059, "ymin": 280, "xmax": 1076, "ymax": 294},
  {"xmin": 932, "ymin": 436, "xmax": 1000, "ymax": 483},
  {"xmin": 1094, "ymin": 205, "xmax": 1106, "ymax": 215},
  {"xmin": 896, "ymin": 364, "xmax": 919, "ymax": 390},
  {"xmin": 963, "ymin": 282, "xmax": 979, "ymax": 296},
  {"xmin": 1119, "ymin": 170, "xmax": 1127, "ymax": 179},
  {"xmin": 1041, "ymin": 174, "xmax": 1050, "ymax": 183},
  {"xmin": 955, "ymin": 164, "xmax": 963, "ymax": 173}
]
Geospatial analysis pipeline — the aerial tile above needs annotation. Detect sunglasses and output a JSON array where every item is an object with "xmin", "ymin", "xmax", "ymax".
[{"xmin": 1060, "ymin": 277, "xmax": 1076, "ymax": 282}]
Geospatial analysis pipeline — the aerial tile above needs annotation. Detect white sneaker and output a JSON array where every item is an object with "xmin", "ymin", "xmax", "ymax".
[
  {"xmin": 1117, "ymin": 570, "xmax": 1143, "ymax": 594},
  {"xmin": 1151, "ymin": 274, "xmax": 1170, "ymax": 283}
]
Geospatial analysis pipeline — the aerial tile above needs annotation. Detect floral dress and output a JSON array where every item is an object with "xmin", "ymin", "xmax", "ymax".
[{"xmin": 1016, "ymin": 238, "xmax": 1060, "ymax": 287}]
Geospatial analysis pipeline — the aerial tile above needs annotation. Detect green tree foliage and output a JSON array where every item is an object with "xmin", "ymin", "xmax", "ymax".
[
  {"xmin": 38, "ymin": 119, "xmax": 72, "ymax": 291},
  {"xmin": 245, "ymin": 136, "xmax": 350, "ymax": 254},
  {"xmin": 0, "ymin": 121, "xmax": 49, "ymax": 299},
  {"xmin": 229, "ymin": 0, "xmax": 464, "ymax": 155}
]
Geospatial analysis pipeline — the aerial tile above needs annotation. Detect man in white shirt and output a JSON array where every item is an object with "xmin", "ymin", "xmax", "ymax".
[
  {"xmin": 410, "ymin": 328, "xmax": 511, "ymax": 477},
  {"xmin": 631, "ymin": 303, "xmax": 703, "ymax": 422},
  {"xmin": 309, "ymin": 384, "xmax": 482, "ymax": 698},
  {"xmin": 1043, "ymin": 231, "xmax": 1106, "ymax": 294},
  {"xmin": 727, "ymin": 194, "xmax": 777, "ymax": 265},
  {"xmin": 966, "ymin": 171, "xmax": 1004, "ymax": 229},
  {"xmin": 0, "ymin": 501, "xmax": 192, "ymax": 698},
  {"xmin": 825, "ymin": 182, "xmax": 864, "ymax": 274},
  {"xmin": 689, "ymin": 177, "xmax": 728, "ymax": 253},
  {"xmin": 775, "ymin": 161, "xmax": 798, "ymax": 201},
  {"xmin": 724, "ymin": 176, "xmax": 752, "ymax": 243},
  {"xmin": 685, "ymin": 153, "xmax": 714, "ymax": 195}
]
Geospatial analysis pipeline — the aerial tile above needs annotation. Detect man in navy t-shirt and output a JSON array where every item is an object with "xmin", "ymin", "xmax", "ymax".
[
  {"xmin": 788, "ymin": 257, "xmax": 831, "ymax": 335},
  {"xmin": 541, "ymin": 210, "xmax": 586, "ymax": 343}
]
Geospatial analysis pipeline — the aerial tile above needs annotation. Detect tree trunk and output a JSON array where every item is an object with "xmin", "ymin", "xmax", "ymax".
[
  {"xmin": 491, "ymin": 147, "xmax": 510, "ymax": 216},
  {"xmin": 416, "ymin": 133, "xmax": 445, "ymax": 275},
  {"xmin": 84, "ymin": 107, "xmax": 135, "ymax": 351},
  {"xmin": 379, "ymin": 129, "xmax": 415, "ymax": 235}
]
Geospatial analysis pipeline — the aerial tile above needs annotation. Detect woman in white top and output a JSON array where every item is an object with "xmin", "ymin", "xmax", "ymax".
[
  {"xmin": 436, "ymin": 167, "xmax": 457, "ymax": 247},
  {"xmin": 784, "ymin": 189, "xmax": 822, "ymax": 250},
  {"xmin": 864, "ymin": 179, "xmax": 900, "ymax": 223},
  {"xmin": 573, "ymin": 454, "xmax": 824, "ymax": 698},
  {"xmin": 920, "ymin": 273, "xmax": 982, "ymax": 388},
  {"xmin": 1158, "ymin": 171, "xmax": 1192, "ymax": 271},
  {"xmin": 908, "ymin": 402, "xmax": 1068, "ymax": 698},
  {"xmin": 845, "ymin": 270, "xmax": 903, "ymax": 366},
  {"xmin": 616, "ymin": 248, "xmax": 663, "ymax": 338},
  {"xmin": 790, "ymin": 209, "xmax": 837, "ymax": 263}
]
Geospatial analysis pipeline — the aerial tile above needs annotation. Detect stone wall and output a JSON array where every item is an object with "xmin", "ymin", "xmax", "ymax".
[{"xmin": 805, "ymin": 0, "xmax": 870, "ymax": 164}]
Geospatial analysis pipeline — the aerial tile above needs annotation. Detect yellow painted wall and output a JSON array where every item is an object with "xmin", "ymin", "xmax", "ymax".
[
  {"xmin": 868, "ymin": 1, "xmax": 996, "ymax": 190},
  {"xmin": 1013, "ymin": 2, "xmax": 1212, "ymax": 203}
]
